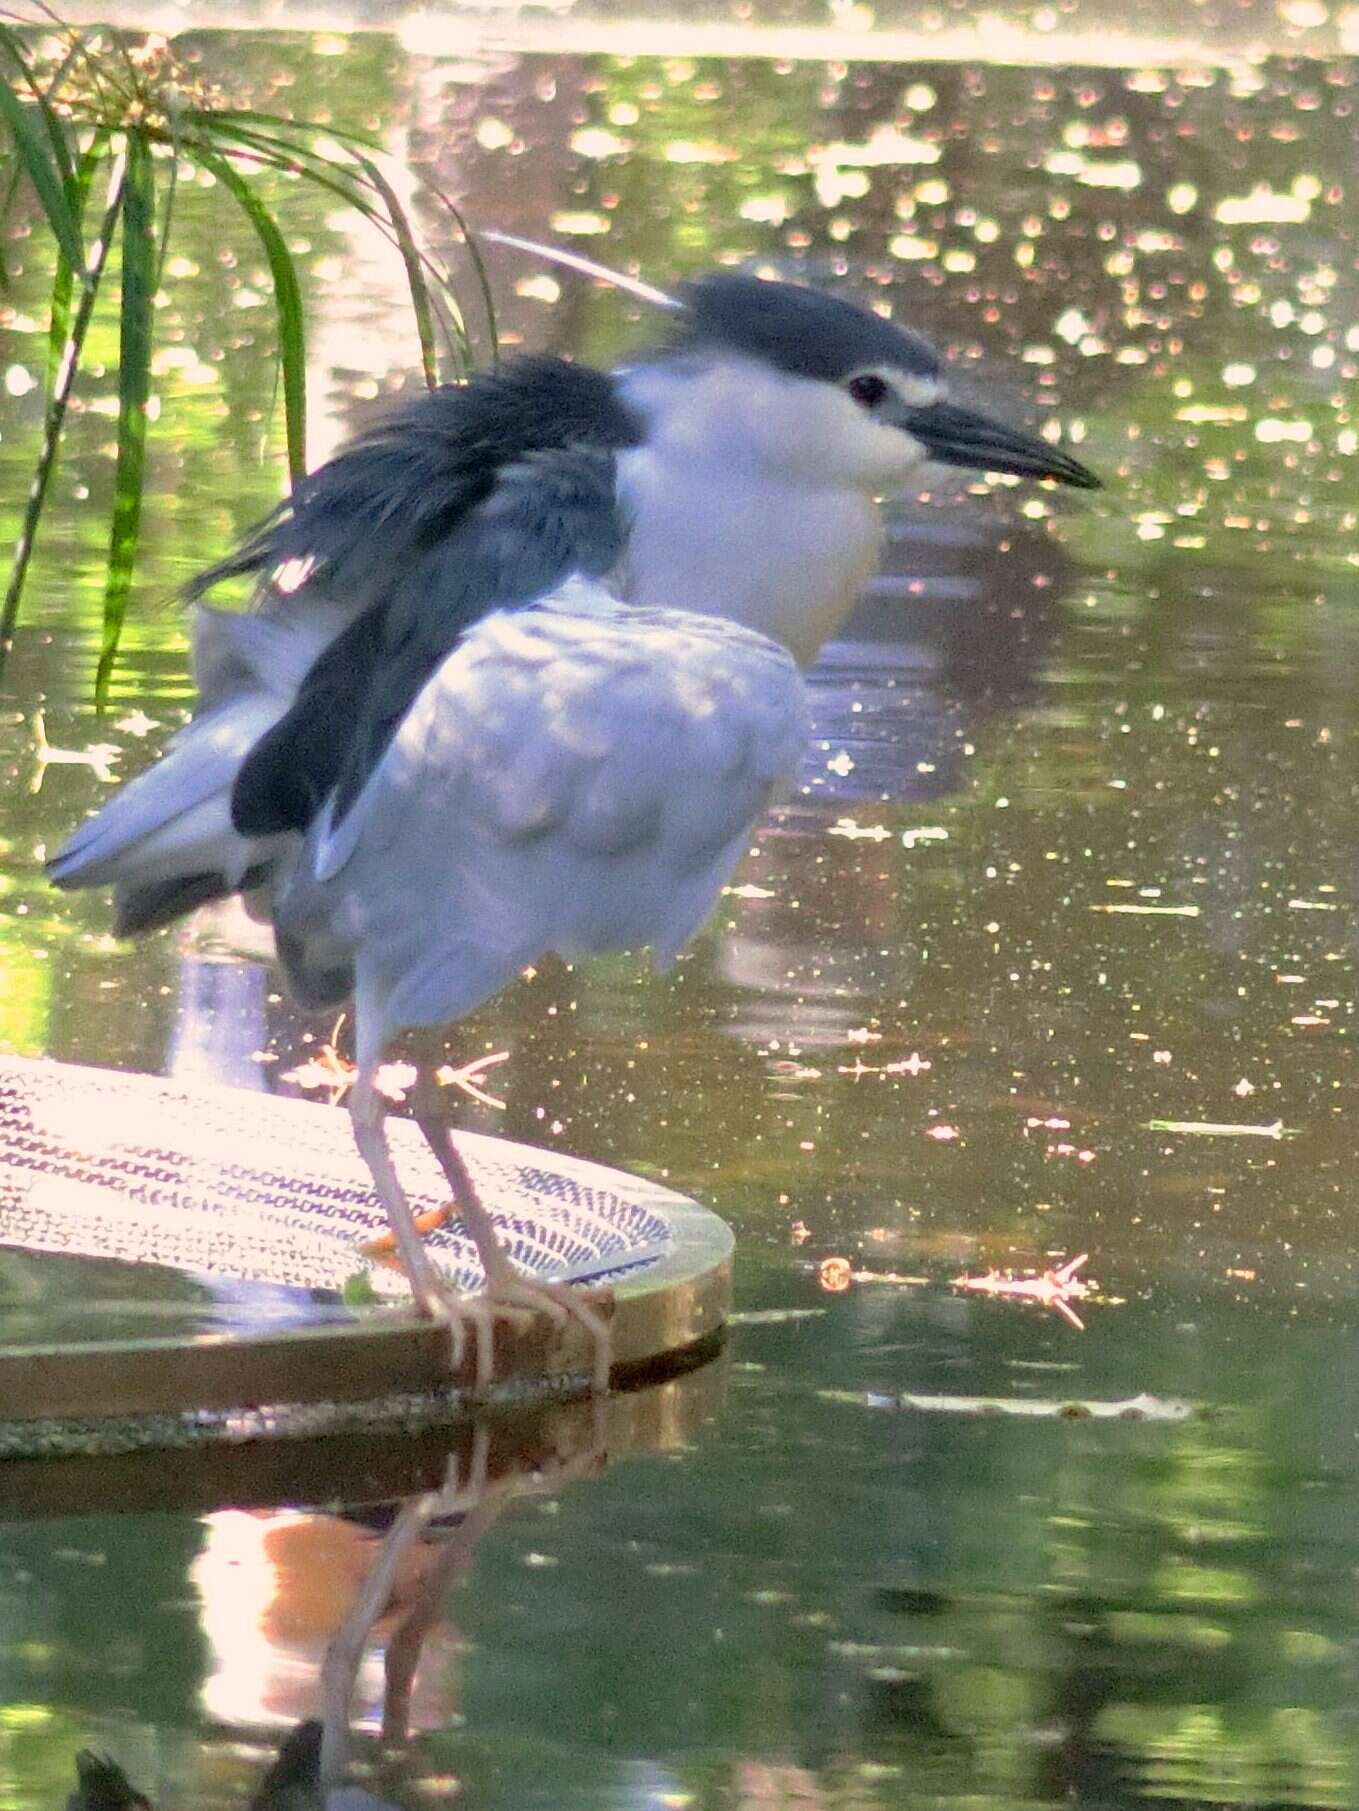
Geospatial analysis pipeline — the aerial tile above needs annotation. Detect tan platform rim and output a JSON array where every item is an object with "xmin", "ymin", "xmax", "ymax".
[{"xmin": 0, "ymin": 1192, "xmax": 731, "ymax": 1428}]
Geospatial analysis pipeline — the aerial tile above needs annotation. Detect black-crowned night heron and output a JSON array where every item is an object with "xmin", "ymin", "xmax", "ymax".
[{"xmin": 48, "ymin": 271, "xmax": 1099, "ymax": 1390}]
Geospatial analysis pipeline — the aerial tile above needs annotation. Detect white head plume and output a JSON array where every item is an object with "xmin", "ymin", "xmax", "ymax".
[{"xmin": 479, "ymin": 230, "xmax": 682, "ymax": 312}]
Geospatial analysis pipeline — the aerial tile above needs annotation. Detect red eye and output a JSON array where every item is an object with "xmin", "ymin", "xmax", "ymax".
[{"xmin": 847, "ymin": 372, "xmax": 889, "ymax": 409}]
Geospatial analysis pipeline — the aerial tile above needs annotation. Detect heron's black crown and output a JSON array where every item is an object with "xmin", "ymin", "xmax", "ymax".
[{"xmin": 675, "ymin": 273, "xmax": 942, "ymax": 385}]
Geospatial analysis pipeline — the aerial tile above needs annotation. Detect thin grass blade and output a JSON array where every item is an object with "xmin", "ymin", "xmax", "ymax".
[
  {"xmin": 0, "ymin": 156, "xmax": 22, "ymax": 288},
  {"xmin": 96, "ymin": 127, "xmax": 155, "ymax": 703},
  {"xmin": 152, "ymin": 104, "xmax": 181, "ymax": 295},
  {"xmin": 350, "ymin": 152, "xmax": 439, "ymax": 388},
  {"xmin": 184, "ymin": 122, "xmax": 465, "ymax": 343},
  {"xmin": 185, "ymin": 118, "xmax": 375, "ymax": 213},
  {"xmin": 197, "ymin": 146, "xmax": 306, "ymax": 484},
  {"xmin": 423, "ymin": 176, "xmax": 498, "ymax": 363},
  {"xmin": 178, "ymin": 106, "xmax": 384, "ymax": 152},
  {"xmin": 0, "ymin": 29, "xmax": 84, "ymax": 273},
  {"xmin": 194, "ymin": 124, "xmax": 470, "ymax": 347},
  {"xmin": 182, "ymin": 127, "xmax": 442, "ymax": 294},
  {"xmin": 38, "ymin": 26, "xmax": 98, "ymax": 112},
  {"xmin": 0, "ymin": 22, "xmax": 76, "ymax": 199},
  {"xmin": 48, "ymin": 128, "xmax": 107, "ymax": 394},
  {"xmin": 0, "ymin": 23, "xmax": 96, "ymax": 292},
  {"xmin": 1, "ymin": 147, "xmax": 126, "ymax": 657}
]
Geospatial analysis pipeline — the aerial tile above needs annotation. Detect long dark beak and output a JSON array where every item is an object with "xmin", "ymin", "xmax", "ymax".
[{"xmin": 903, "ymin": 400, "xmax": 1100, "ymax": 489}]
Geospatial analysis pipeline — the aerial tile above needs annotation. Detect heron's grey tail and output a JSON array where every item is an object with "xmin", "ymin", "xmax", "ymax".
[{"xmin": 47, "ymin": 605, "xmax": 334, "ymax": 937}]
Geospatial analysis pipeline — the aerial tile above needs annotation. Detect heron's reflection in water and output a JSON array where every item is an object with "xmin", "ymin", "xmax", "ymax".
[
  {"xmin": 315, "ymin": 1403, "xmax": 610, "ymax": 1788},
  {"xmin": 183, "ymin": 1356, "xmax": 723, "ymax": 1806}
]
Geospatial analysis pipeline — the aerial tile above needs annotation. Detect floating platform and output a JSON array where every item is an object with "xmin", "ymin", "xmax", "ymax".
[
  {"xmin": 0, "ymin": 1345, "xmax": 726, "ymax": 1519},
  {"xmin": 0, "ymin": 1054, "xmax": 731, "ymax": 1461}
]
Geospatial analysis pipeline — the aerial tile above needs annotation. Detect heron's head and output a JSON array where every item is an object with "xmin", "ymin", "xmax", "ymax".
[{"xmin": 629, "ymin": 272, "xmax": 1099, "ymax": 495}]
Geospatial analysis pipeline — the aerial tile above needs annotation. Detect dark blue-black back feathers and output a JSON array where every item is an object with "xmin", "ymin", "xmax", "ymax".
[
  {"xmin": 216, "ymin": 358, "xmax": 641, "ymax": 839},
  {"xmin": 231, "ymin": 446, "xmax": 625, "ymax": 834},
  {"xmin": 192, "ymin": 358, "xmax": 640, "ymax": 607}
]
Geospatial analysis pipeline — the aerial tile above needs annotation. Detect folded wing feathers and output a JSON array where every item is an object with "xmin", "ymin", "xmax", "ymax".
[
  {"xmin": 308, "ymin": 600, "xmax": 808, "ymax": 912},
  {"xmin": 193, "ymin": 598, "xmax": 350, "ymax": 706},
  {"xmin": 188, "ymin": 360, "xmax": 640, "ymax": 614},
  {"xmin": 271, "ymin": 602, "xmax": 809, "ymax": 1039},
  {"xmin": 49, "ymin": 361, "xmax": 644, "ymax": 946},
  {"xmin": 46, "ymin": 604, "xmax": 318, "ymax": 893}
]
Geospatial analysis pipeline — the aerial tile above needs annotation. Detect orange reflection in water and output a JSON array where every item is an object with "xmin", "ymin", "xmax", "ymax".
[{"xmin": 191, "ymin": 1508, "xmax": 461, "ymax": 1733}]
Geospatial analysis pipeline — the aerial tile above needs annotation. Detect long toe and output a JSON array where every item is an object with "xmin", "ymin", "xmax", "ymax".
[
  {"xmin": 404, "ymin": 1271, "xmax": 536, "ymax": 1380},
  {"xmin": 482, "ymin": 1275, "xmax": 614, "ymax": 1394},
  {"xmin": 456, "ymin": 1290, "xmax": 541, "ymax": 1391},
  {"xmin": 404, "ymin": 1270, "xmax": 613, "ymax": 1393},
  {"xmin": 418, "ymin": 1287, "xmax": 471, "ymax": 1374}
]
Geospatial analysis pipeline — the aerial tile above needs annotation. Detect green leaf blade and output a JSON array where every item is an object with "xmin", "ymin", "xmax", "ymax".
[
  {"xmin": 0, "ymin": 24, "xmax": 78, "ymax": 200},
  {"xmin": 96, "ymin": 129, "xmax": 156, "ymax": 704},
  {"xmin": 197, "ymin": 146, "xmax": 307, "ymax": 486},
  {"xmin": 178, "ymin": 106, "xmax": 384, "ymax": 152},
  {"xmin": 48, "ymin": 130, "xmax": 108, "ymax": 396},
  {"xmin": 0, "ymin": 30, "xmax": 85, "ymax": 276},
  {"xmin": 1, "ymin": 149, "xmax": 126, "ymax": 657}
]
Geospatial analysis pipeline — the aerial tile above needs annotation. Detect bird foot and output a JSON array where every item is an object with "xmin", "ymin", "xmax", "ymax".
[
  {"xmin": 405, "ymin": 1271, "xmax": 610, "ymax": 1395},
  {"xmin": 408, "ymin": 1279, "xmax": 535, "ymax": 1386},
  {"xmin": 462, "ymin": 1271, "xmax": 613, "ymax": 1395}
]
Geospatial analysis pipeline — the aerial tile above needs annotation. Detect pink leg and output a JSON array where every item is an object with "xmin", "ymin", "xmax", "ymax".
[
  {"xmin": 351, "ymin": 1066, "xmax": 522, "ymax": 1379},
  {"xmin": 411, "ymin": 1073, "xmax": 612, "ymax": 1394},
  {"xmin": 350, "ymin": 1069, "xmax": 448, "ymax": 1317}
]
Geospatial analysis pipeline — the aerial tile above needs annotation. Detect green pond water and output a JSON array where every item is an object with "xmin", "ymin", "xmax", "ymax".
[{"xmin": 1, "ymin": 12, "xmax": 1359, "ymax": 1809}]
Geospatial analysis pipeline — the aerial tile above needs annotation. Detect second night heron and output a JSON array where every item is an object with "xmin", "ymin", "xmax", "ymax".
[{"xmin": 48, "ymin": 269, "xmax": 1099, "ymax": 1388}]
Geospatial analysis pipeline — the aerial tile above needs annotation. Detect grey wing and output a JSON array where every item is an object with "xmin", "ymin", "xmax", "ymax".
[
  {"xmin": 277, "ymin": 605, "xmax": 810, "ymax": 1052},
  {"xmin": 48, "ymin": 370, "xmax": 635, "ymax": 944}
]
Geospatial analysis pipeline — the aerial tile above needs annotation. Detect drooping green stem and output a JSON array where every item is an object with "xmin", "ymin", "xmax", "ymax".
[{"xmin": 0, "ymin": 148, "xmax": 127, "ymax": 659}]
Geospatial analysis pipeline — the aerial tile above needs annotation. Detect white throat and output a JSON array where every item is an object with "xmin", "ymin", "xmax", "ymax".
[{"xmin": 614, "ymin": 360, "xmax": 898, "ymax": 668}]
